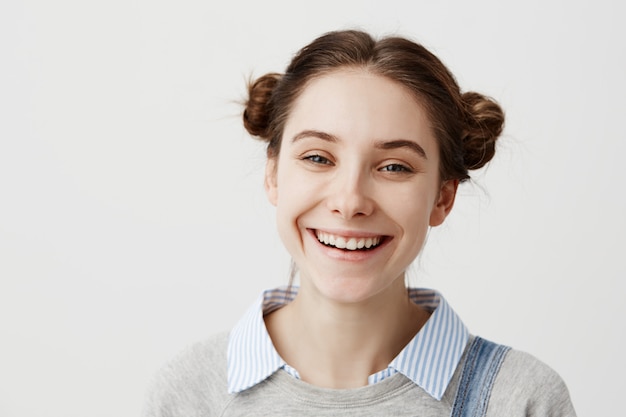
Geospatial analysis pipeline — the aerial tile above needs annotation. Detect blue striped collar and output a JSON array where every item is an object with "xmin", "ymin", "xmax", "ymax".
[{"xmin": 227, "ymin": 287, "xmax": 468, "ymax": 400}]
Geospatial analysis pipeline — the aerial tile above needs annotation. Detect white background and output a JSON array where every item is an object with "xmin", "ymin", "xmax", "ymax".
[{"xmin": 1, "ymin": 0, "xmax": 624, "ymax": 416}]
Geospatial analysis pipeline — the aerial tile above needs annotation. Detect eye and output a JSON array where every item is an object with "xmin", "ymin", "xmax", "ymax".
[
  {"xmin": 303, "ymin": 154, "xmax": 332, "ymax": 165},
  {"xmin": 380, "ymin": 163, "xmax": 413, "ymax": 173}
]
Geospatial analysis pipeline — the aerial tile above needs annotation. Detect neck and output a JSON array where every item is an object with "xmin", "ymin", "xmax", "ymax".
[{"xmin": 264, "ymin": 279, "xmax": 429, "ymax": 389}]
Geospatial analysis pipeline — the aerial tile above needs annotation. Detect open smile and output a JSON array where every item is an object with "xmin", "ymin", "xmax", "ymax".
[{"xmin": 313, "ymin": 230, "xmax": 388, "ymax": 251}]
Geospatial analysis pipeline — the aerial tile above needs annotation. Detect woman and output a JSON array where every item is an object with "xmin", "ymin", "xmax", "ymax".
[{"xmin": 144, "ymin": 30, "xmax": 576, "ymax": 416}]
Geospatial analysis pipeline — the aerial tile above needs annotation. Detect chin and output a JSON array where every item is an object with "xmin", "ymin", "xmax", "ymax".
[{"xmin": 306, "ymin": 272, "xmax": 399, "ymax": 306}]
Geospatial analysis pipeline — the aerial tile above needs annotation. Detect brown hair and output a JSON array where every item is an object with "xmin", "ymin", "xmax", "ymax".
[{"xmin": 243, "ymin": 30, "xmax": 504, "ymax": 182}]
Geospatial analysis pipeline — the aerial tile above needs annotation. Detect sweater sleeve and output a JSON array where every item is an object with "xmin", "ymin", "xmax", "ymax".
[
  {"xmin": 486, "ymin": 349, "xmax": 577, "ymax": 417},
  {"xmin": 141, "ymin": 333, "xmax": 231, "ymax": 417}
]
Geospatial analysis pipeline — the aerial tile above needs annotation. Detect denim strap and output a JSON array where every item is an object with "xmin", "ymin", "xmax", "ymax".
[{"xmin": 450, "ymin": 336, "xmax": 511, "ymax": 417}]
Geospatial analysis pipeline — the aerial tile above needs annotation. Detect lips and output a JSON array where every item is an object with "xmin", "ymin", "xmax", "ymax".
[{"xmin": 315, "ymin": 230, "xmax": 384, "ymax": 251}]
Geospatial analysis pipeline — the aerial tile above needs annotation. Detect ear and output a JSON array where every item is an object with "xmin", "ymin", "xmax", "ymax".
[
  {"xmin": 429, "ymin": 179, "xmax": 459, "ymax": 227},
  {"xmin": 264, "ymin": 158, "xmax": 278, "ymax": 206}
]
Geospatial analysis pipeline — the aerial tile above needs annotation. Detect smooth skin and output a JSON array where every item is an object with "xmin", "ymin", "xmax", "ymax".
[{"xmin": 264, "ymin": 69, "xmax": 458, "ymax": 389}]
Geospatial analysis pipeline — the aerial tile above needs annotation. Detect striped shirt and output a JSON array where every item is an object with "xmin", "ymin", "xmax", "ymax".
[{"xmin": 227, "ymin": 287, "xmax": 469, "ymax": 401}]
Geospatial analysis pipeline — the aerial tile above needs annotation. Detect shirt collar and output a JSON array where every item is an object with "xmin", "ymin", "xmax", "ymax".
[{"xmin": 227, "ymin": 287, "xmax": 468, "ymax": 400}]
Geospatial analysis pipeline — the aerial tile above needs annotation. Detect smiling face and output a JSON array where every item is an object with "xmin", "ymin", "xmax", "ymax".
[{"xmin": 265, "ymin": 69, "xmax": 458, "ymax": 304}]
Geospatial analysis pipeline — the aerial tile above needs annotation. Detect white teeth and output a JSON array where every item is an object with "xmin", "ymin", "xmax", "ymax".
[{"xmin": 315, "ymin": 231, "xmax": 382, "ymax": 251}]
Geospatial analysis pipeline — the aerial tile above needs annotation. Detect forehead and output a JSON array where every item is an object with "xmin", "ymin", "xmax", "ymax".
[{"xmin": 283, "ymin": 69, "xmax": 437, "ymax": 153}]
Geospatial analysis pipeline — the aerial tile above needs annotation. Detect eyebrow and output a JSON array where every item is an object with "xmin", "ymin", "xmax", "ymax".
[
  {"xmin": 291, "ymin": 130, "xmax": 427, "ymax": 159},
  {"xmin": 374, "ymin": 139, "xmax": 427, "ymax": 159},
  {"xmin": 291, "ymin": 130, "xmax": 338, "ymax": 143}
]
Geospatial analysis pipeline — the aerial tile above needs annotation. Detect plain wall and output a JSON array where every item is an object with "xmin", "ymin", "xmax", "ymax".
[{"xmin": 1, "ymin": 0, "xmax": 624, "ymax": 415}]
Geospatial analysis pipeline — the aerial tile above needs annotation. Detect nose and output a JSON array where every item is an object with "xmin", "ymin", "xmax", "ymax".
[{"xmin": 325, "ymin": 168, "xmax": 375, "ymax": 219}]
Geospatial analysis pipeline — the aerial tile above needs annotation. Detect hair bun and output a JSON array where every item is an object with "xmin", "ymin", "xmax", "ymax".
[
  {"xmin": 461, "ymin": 91, "xmax": 505, "ymax": 170},
  {"xmin": 243, "ymin": 73, "xmax": 282, "ymax": 140}
]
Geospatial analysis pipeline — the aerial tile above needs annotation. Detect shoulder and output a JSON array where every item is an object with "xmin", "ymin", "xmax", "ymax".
[
  {"xmin": 142, "ymin": 332, "xmax": 231, "ymax": 417},
  {"xmin": 488, "ymin": 348, "xmax": 577, "ymax": 417}
]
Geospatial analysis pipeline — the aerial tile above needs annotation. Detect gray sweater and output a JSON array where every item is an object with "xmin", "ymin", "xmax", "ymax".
[{"xmin": 143, "ymin": 333, "xmax": 576, "ymax": 417}]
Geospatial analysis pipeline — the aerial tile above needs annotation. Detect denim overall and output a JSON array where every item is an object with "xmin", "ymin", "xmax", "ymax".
[{"xmin": 450, "ymin": 337, "xmax": 511, "ymax": 417}]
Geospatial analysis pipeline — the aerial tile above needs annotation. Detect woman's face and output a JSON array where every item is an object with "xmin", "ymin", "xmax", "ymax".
[{"xmin": 265, "ymin": 69, "xmax": 457, "ymax": 304}]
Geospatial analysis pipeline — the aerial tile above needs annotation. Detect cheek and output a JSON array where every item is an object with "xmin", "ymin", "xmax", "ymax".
[
  {"xmin": 273, "ymin": 169, "xmax": 311, "ymax": 241},
  {"xmin": 383, "ymin": 185, "xmax": 437, "ymax": 246},
  {"xmin": 273, "ymin": 200, "xmax": 298, "ymax": 259},
  {"xmin": 274, "ymin": 159, "xmax": 322, "ymax": 211},
  {"xmin": 387, "ymin": 184, "xmax": 436, "ymax": 221}
]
